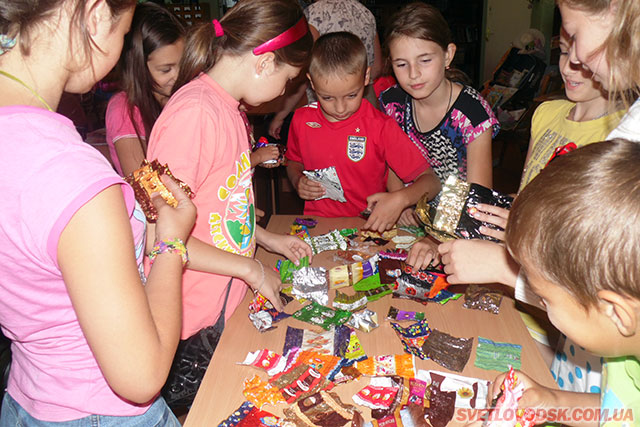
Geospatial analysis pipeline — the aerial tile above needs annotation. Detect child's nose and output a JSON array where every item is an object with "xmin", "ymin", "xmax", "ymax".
[{"xmin": 409, "ymin": 63, "xmax": 421, "ymax": 80}]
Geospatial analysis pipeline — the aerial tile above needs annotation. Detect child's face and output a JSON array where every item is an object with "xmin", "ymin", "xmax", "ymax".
[
  {"xmin": 522, "ymin": 263, "xmax": 629, "ymax": 358},
  {"xmin": 558, "ymin": 3, "xmax": 615, "ymax": 89},
  {"xmin": 558, "ymin": 31, "xmax": 604, "ymax": 103},
  {"xmin": 147, "ymin": 39, "xmax": 185, "ymax": 106},
  {"xmin": 245, "ymin": 63, "xmax": 301, "ymax": 107},
  {"xmin": 309, "ymin": 70, "xmax": 368, "ymax": 122},
  {"xmin": 388, "ymin": 36, "xmax": 453, "ymax": 101}
]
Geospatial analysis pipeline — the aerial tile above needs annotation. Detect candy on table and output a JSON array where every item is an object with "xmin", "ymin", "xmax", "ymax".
[
  {"xmin": 356, "ymin": 354, "xmax": 416, "ymax": 379},
  {"xmin": 361, "ymin": 227, "xmax": 398, "ymax": 240},
  {"xmin": 463, "ymin": 285, "xmax": 503, "ymax": 314},
  {"xmin": 370, "ymin": 375, "xmax": 407, "ymax": 420},
  {"xmin": 304, "ymin": 229, "xmax": 348, "ymax": 255},
  {"xmin": 364, "ymin": 236, "xmax": 390, "ymax": 246},
  {"xmin": 391, "ymin": 320, "xmax": 432, "ymax": 360},
  {"xmin": 303, "ymin": 166, "xmax": 346, "ymax": 202},
  {"xmin": 277, "ymin": 256, "xmax": 310, "ymax": 283},
  {"xmin": 392, "ymin": 235, "xmax": 418, "ymax": 250},
  {"xmin": 217, "ymin": 400, "xmax": 281, "ymax": 427},
  {"xmin": 339, "ymin": 227, "xmax": 359, "ymax": 237},
  {"xmin": 379, "ymin": 258, "xmax": 404, "ymax": 284},
  {"xmin": 393, "ymin": 264, "xmax": 451, "ymax": 301},
  {"xmin": 286, "ymin": 349, "xmax": 342, "ymax": 378},
  {"xmin": 484, "ymin": 367, "xmax": 536, "ymax": 427},
  {"xmin": 333, "ymin": 249, "xmax": 372, "ymax": 263},
  {"xmin": 416, "ymin": 370, "xmax": 490, "ymax": 409},
  {"xmin": 352, "ymin": 377, "xmax": 399, "ymax": 410},
  {"xmin": 345, "ymin": 308, "xmax": 379, "ymax": 333},
  {"xmin": 387, "ymin": 306, "xmax": 426, "ymax": 322},
  {"xmin": 424, "ymin": 380, "xmax": 457, "ymax": 427},
  {"xmin": 333, "ymin": 290, "xmax": 368, "ymax": 311},
  {"xmin": 248, "ymin": 292, "xmax": 292, "ymax": 332},
  {"xmin": 283, "ymin": 325, "xmax": 353, "ymax": 358},
  {"xmin": 289, "ymin": 223, "xmax": 311, "ymax": 240},
  {"xmin": 292, "ymin": 302, "xmax": 352, "ymax": 331},
  {"xmin": 291, "ymin": 266, "xmax": 328, "ymax": 305},
  {"xmin": 242, "ymin": 375, "xmax": 285, "ymax": 408},
  {"xmin": 474, "ymin": 337, "xmax": 522, "ymax": 371},
  {"xmin": 281, "ymin": 390, "xmax": 364, "ymax": 427},
  {"xmin": 332, "ymin": 364, "xmax": 363, "ymax": 385},
  {"xmin": 328, "ymin": 255, "xmax": 379, "ymax": 289},
  {"xmin": 239, "ymin": 349, "xmax": 287, "ymax": 377},
  {"xmin": 421, "ymin": 329, "xmax": 474, "ymax": 372},
  {"xmin": 353, "ymin": 273, "xmax": 382, "ymax": 292},
  {"xmin": 269, "ymin": 362, "xmax": 334, "ymax": 404},
  {"xmin": 294, "ymin": 217, "xmax": 318, "ymax": 228},
  {"xmin": 379, "ymin": 249, "xmax": 408, "ymax": 260},
  {"xmin": 363, "ymin": 283, "xmax": 393, "ymax": 302},
  {"xmin": 248, "ymin": 311, "xmax": 276, "ymax": 333},
  {"xmin": 364, "ymin": 405, "xmax": 430, "ymax": 427},
  {"xmin": 398, "ymin": 224, "xmax": 426, "ymax": 237}
]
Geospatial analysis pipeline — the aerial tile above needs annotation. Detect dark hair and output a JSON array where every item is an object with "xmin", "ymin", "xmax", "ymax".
[
  {"xmin": 506, "ymin": 139, "xmax": 640, "ymax": 306},
  {"xmin": 119, "ymin": 2, "xmax": 185, "ymax": 151},
  {"xmin": 384, "ymin": 2, "xmax": 469, "ymax": 84},
  {"xmin": 309, "ymin": 32, "xmax": 367, "ymax": 79},
  {"xmin": 175, "ymin": 0, "xmax": 312, "ymax": 89},
  {"xmin": 0, "ymin": 0, "xmax": 135, "ymax": 56}
]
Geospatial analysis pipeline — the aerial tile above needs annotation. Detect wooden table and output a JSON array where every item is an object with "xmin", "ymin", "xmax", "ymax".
[{"xmin": 185, "ymin": 216, "xmax": 556, "ymax": 426}]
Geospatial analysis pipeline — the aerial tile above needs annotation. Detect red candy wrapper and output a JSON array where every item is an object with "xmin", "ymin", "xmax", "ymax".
[{"xmin": 484, "ymin": 367, "xmax": 536, "ymax": 427}]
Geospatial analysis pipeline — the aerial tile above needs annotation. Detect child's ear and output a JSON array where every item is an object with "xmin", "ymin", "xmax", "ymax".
[
  {"xmin": 307, "ymin": 73, "xmax": 315, "ymax": 92},
  {"xmin": 254, "ymin": 52, "xmax": 277, "ymax": 77},
  {"xmin": 364, "ymin": 67, "xmax": 371, "ymax": 87},
  {"xmin": 597, "ymin": 289, "xmax": 640, "ymax": 337},
  {"xmin": 445, "ymin": 43, "xmax": 457, "ymax": 68}
]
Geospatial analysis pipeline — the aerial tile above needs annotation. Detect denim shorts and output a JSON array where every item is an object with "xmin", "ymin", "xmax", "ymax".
[{"xmin": 0, "ymin": 393, "xmax": 180, "ymax": 427}]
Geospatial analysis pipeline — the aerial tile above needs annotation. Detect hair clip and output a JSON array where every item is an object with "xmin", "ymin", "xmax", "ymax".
[
  {"xmin": 212, "ymin": 19, "xmax": 224, "ymax": 38},
  {"xmin": 252, "ymin": 17, "xmax": 308, "ymax": 56},
  {"xmin": 0, "ymin": 34, "xmax": 16, "ymax": 55}
]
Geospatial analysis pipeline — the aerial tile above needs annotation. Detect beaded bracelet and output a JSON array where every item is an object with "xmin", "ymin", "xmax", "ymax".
[
  {"xmin": 149, "ymin": 238, "xmax": 188, "ymax": 267},
  {"xmin": 253, "ymin": 259, "xmax": 265, "ymax": 295}
]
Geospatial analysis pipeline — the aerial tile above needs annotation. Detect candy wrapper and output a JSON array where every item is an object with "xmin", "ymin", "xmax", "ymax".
[
  {"xmin": 281, "ymin": 390, "xmax": 364, "ymax": 427},
  {"xmin": 393, "ymin": 265, "xmax": 454, "ymax": 303},
  {"xmin": 474, "ymin": 337, "xmax": 522, "ymax": 371},
  {"xmin": 254, "ymin": 137, "xmax": 286, "ymax": 166},
  {"xmin": 353, "ymin": 377, "xmax": 399, "ymax": 410},
  {"xmin": 248, "ymin": 292, "xmax": 292, "ymax": 332},
  {"xmin": 398, "ymin": 225, "xmax": 426, "ymax": 237},
  {"xmin": 391, "ymin": 320, "xmax": 431, "ymax": 360},
  {"xmin": 392, "ymin": 235, "xmax": 418, "ymax": 250},
  {"xmin": 218, "ymin": 400, "xmax": 281, "ymax": 427},
  {"xmin": 329, "ymin": 255, "xmax": 378, "ymax": 289},
  {"xmin": 333, "ymin": 290, "xmax": 368, "ymax": 311},
  {"xmin": 294, "ymin": 217, "xmax": 318, "ymax": 228},
  {"xmin": 243, "ymin": 375, "xmax": 286, "ymax": 408},
  {"xmin": 363, "ymin": 284, "xmax": 393, "ymax": 301},
  {"xmin": 421, "ymin": 329, "xmax": 474, "ymax": 372},
  {"xmin": 290, "ymin": 223, "xmax": 311, "ymax": 240},
  {"xmin": 285, "ymin": 349, "xmax": 342, "ymax": 378},
  {"xmin": 371, "ymin": 376, "xmax": 408, "ymax": 420},
  {"xmin": 364, "ymin": 405, "xmax": 429, "ymax": 427},
  {"xmin": 334, "ymin": 250, "xmax": 373, "ymax": 263},
  {"xmin": 291, "ymin": 266, "xmax": 328, "ymax": 305},
  {"xmin": 304, "ymin": 229, "xmax": 348, "ymax": 255},
  {"xmin": 277, "ymin": 256, "xmax": 310, "ymax": 284},
  {"xmin": 424, "ymin": 381, "xmax": 457, "ymax": 427},
  {"xmin": 387, "ymin": 306, "xmax": 426, "ymax": 322},
  {"xmin": 239, "ymin": 349, "xmax": 287, "ymax": 377},
  {"xmin": 356, "ymin": 354, "xmax": 416, "ymax": 378},
  {"xmin": 416, "ymin": 370, "xmax": 490, "ymax": 409},
  {"xmin": 361, "ymin": 228, "xmax": 398, "ymax": 240},
  {"xmin": 463, "ymin": 285, "xmax": 503, "ymax": 314},
  {"xmin": 292, "ymin": 302, "xmax": 352, "ymax": 330},
  {"xmin": 303, "ymin": 166, "xmax": 346, "ymax": 203},
  {"xmin": 346, "ymin": 309, "xmax": 379, "ymax": 332},
  {"xmin": 270, "ymin": 362, "xmax": 334, "ymax": 404},
  {"xmin": 415, "ymin": 175, "xmax": 513, "ymax": 243},
  {"xmin": 484, "ymin": 367, "xmax": 536, "ymax": 427}
]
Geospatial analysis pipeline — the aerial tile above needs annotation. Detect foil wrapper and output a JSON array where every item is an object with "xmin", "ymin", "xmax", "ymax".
[
  {"xmin": 305, "ymin": 229, "xmax": 348, "ymax": 255},
  {"xmin": 291, "ymin": 266, "xmax": 328, "ymax": 305},
  {"xmin": 345, "ymin": 309, "xmax": 379, "ymax": 332},
  {"xmin": 415, "ymin": 175, "xmax": 513, "ymax": 242},
  {"xmin": 333, "ymin": 290, "xmax": 368, "ymax": 311},
  {"xmin": 303, "ymin": 166, "xmax": 346, "ymax": 203}
]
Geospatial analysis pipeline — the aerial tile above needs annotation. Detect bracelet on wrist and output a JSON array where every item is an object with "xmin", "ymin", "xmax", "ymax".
[
  {"xmin": 253, "ymin": 259, "xmax": 265, "ymax": 295},
  {"xmin": 149, "ymin": 238, "xmax": 188, "ymax": 267}
]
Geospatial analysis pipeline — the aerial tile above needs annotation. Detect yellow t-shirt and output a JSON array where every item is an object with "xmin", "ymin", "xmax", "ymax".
[{"xmin": 519, "ymin": 99, "xmax": 626, "ymax": 192}]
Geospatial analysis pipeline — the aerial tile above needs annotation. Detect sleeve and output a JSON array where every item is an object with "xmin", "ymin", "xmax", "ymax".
[
  {"xmin": 460, "ymin": 89, "xmax": 501, "ymax": 144},
  {"xmin": 105, "ymin": 93, "xmax": 145, "ymax": 143},
  {"xmin": 608, "ymin": 99, "xmax": 640, "ymax": 142},
  {"xmin": 382, "ymin": 118, "xmax": 428, "ymax": 182},
  {"xmin": 147, "ymin": 102, "xmax": 216, "ymax": 192},
  {"xmin": 284, "ymin": 110, "xmax": 304, "ymax": 164}
]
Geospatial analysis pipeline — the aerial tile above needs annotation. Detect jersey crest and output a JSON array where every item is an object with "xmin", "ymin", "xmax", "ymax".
[
  {"xmin": 305, "ymin": 121, "xmax": 322, "ymax": 128},
  {"xmin": 347, "ymin": 136, "xmax": 366, "ymax": 162}
]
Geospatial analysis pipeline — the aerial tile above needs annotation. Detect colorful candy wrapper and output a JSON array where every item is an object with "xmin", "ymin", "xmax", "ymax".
[
  {"xmin": 463, "ymin": 285, "xmax": 503, "ymax": 314},
  {"xmin": 294, "ymin": 217, "xmax": 318, "ymax": 228},
  {"xmin": 340, "ymin": 227, "xmax": 359, "ymax": 237},
  {"xmin": 304, "ymin": 229, "xmax": 348, "ymax": 255},
  {"xmin": 379, "ymin": 258, "xmax": 404, "ymax": 284},
  {"xmin": 398, "ymin": 225, "xmax": 426, "ymax": 237},
  {"xmin": 217, "ymin": 400, "xmax": 281, "ymax": 427},
  {"xmin": 421, "ymin": 329, "xmax": 474, "ymax": 372},
  {"xmin": 303, "ymin": 166, "xmax": 346, "ymax": 203},
  {"xmin": 424, "ymin": 381, "xmax": 457, "ymax": 427},
  {"xmin": 392, "ymin": 235, "xmax": 417, "ymax": 250},
  {"xmin": 281, "ymin": 390, "xmax": 364, "ymax": 427},
  {"xmin": 361, "ymin": 228, "xmax": 398, "ymax": 240},
  {"xmin": 371, "ymin": 376, "xmax": 407, "ymax": 420},
  {"xmin": 291, "ymin": 266, "xmax": 328, "ymax": 305},
  {"xmin": 353, "ymin": 273, "xmax": 382, "ymax": 292},
  {"xmin": 346, "ymin": 309, "xmax": 379, "ymax": 332},
  {"xmin": 356, "ymin": 354, "xmax": 416, "ymax": 378},
  {"xmin": 484, "ymin": 367, "xmax": 536, "ymax": 427},
  {"xmin": 249, "ymin": 311, "xmax": 276, "ymax": 332},
  {"xmin": 474, "ymin": 337, "xmax": 522, "ymax": 371},
  {"xmin": 282, "ymin": 325, "xmax": 367, "ymax": 364},
  {"xmin": 379, "ymin": 249, "xmax": 408, "ymax": 260},
  {"xmin": 239, "ymin": 349, "xmax": 287, "ymax": 376},
  {"xmin": 277, "ymin": 256, "xmax": 310, "ymax": 284},
  {"xmin": 253, "ymin": 137, "xmax": 286, "ymax": 165},
  {"xmin": 391, "ymin": 320, "xmax": 432, "ymax": 360},
  {"xmin": 243, "ymin": 375, "xmax": 285, "ymax": 408},
  {"xmin": 364, "ymin": 405, "xmax": 429, "ymax": 427},
  {"xmin": 286, "ymin": 349, "xmax": 342, "ymax": 378},
  {"xmin": 393, "ymin": 265, "xmax": 451, "ymax": 302},
  {"xmin": 353, "ymin": 377, "xmax": 399, "ymax": 410},
  {"xmin": 290, "ymin": 223, "xmax": 311, "ymax": 240},
  {"xmin": 332, "ymin": 365, "xmax": 363, "ymax": 385},
  {"xmin": 333, "ymin": 290, "xmax": 368, "ymax": 311},
  {"xmin": 334, "ymin": 250, "xmax": 372, "ymax": 263},
  {"xmin": 329, "ymin": 255, "xmax": 378, "ymax": 289},
  {"xmin": 416, "ymin": 370, "xmax": 490, "ymax": 409},
  {"xmin": 269, "ymin": 362, "xmax": 334, "ymax": 404},
  {"xmin": 387, "ymin": 306, "xmax": 426, "ymax": 322},
  {"xmin": 415, "ymin": 175, "xmax": 513, "ymax": 243},
  {"xmin": 292, "ymin": 302, "xmax": 352, "ymax": 331}
]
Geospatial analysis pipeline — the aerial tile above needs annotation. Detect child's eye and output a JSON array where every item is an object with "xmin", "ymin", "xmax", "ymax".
[
  {"xmin": 394, "ymin": 63, "xmax": 406, "ymax": 68},
  {"xmin": 348, "ymin": 94, "xmax": 357, "ymax": 99},
  {"xmin": 421, "ymin": 58, "xmax": 431, "ymax": 64},
  {"xmin": 321, "ymin": 96, "xmax": 333, "ymax": 101}
]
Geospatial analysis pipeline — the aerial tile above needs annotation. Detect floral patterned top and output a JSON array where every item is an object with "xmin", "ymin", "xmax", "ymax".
[{"xmin": 380, "ymin": 84, "xmax": 500, "ymax": 183}]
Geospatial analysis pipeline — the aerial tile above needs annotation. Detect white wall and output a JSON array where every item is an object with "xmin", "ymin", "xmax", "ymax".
[{"xmin": 481, "ymin": 0, "xmax": 532, "ymax": 83}]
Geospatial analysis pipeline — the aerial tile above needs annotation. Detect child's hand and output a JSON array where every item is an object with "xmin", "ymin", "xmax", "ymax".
[
  {"xmin": 364, "ymin": 192, "xmax": 403, "ymax": 232},
  {"xmin": 152, "ymin": 175, "xmax": 196, "ymax": 242},
  {"xmin": 397, "ymin": 207, "xmax": 420, "ymax": 226},
  {"xmin": 262, "ymin": 233, "xmax": 313, "ymax": 265},
  {"xmin": 406, "ymin": 237, "xmax": 440, "ymax": 270},
  {"xmin": 472, "ymin": 203, "xmax": 510, "ymax": 242},
  {"xmin": 438, "ymin": 239, "xmax": 516, "ymax": 285},
  {"xmin": 251, "ymin": 146, "xmax": 280, "ymax": 167},
  {"xmin": 295, "ymin": 176, "xmax": 325, "ymax": 200},
  {"xmin": 489, "ymin": 370, "xmax": 558, "ymax": 424},
  {"xmin": 247, "ymin": 260, "xmax": 284, "ymax": 312}
]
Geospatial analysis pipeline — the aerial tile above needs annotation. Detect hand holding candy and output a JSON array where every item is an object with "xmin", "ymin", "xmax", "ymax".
[
  {"xmin": 438, "ymin": 239, "xmax": 518, "ymax": 286},
  {"xmin": 152, "ymin": 175, "xmax": 197, "ymax": 243},
  {"xmin": 364, "ymin": 192, "xmax": 403, "ymax": 232},
  {"xmin": 295, "ymin": 175, "xmax": 326, "ymax": 200},
  {"xmin": 406, "ymin": 237, "xmax": 440, "ymax": 270},
  {"xmin": 252, "ymin": 145, "xmax": 281, "ymax": 167},
  {"xmin": 472, "ymin": 203, "xmax": 510, "ymax": 242}
]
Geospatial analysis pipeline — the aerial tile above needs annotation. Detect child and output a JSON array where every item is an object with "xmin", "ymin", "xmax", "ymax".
[
  {"xmin": 105, "ymin": 2, "xmax": 185, "ymax": 176},
  {"xmin": 286, "ymin": 32, "xmax": 441, "ymax": 233},
  {"xmin": 380, "ymin": 2, "xmax": 499, "ymax": 190},
  {"xmin": 496, "ymin": 139, "xmax": 640, "ymax": 422},
  {"xmin": 147, "ymin": 0, "xmax": 313, "ymax": 395},
  {"xmin": 0, "ymin": 0, "xmax": 195, "ymax": 424}
]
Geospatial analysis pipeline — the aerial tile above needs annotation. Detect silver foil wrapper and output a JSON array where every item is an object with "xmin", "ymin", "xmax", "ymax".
[{"xmin": 291, "ymin": 266, "xmax": 329, "ymax": 306}]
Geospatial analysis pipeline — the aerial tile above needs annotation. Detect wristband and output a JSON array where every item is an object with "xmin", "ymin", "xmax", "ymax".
[
  {"xmin": 149, "ymin": 238, "xmax": 188, "ymax": 267},
  {"xmin": 253, "ymin": 259, "xmax": 265, "ymax": 294}
]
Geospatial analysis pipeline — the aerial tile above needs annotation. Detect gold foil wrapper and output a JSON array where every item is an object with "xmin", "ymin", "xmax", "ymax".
[{"xmin": 415, "ymin": 175, "xmax": 470, "ymax": 242}]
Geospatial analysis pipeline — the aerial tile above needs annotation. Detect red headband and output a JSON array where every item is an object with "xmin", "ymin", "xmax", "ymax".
[{"xmin": 252, "ymin": 18, "xmax": 308, "ymax": 56}]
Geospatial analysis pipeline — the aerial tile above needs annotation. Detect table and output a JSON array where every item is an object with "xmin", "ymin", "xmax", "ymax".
[{"xmin": 184, "ymin": 215, "xmax": 556, "ymax": 426}]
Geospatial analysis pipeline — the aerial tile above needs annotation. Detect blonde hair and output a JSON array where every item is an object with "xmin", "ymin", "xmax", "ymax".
[
  {"xmin": 308, "ymin": 32, "xmax": 367, "ymax": 80},
  {"xmin": 506, "ymin": 139, "xmax": 640, "ymax": 307},
  {"xmin": 557, "ymin": 0, "xmax": 640, "ymax": 106}
]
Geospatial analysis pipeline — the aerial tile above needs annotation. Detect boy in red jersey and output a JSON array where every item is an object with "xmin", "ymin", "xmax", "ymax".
[{"xmin": 286, "ymin": 32, "xmax": 441, "ymax": 232}]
